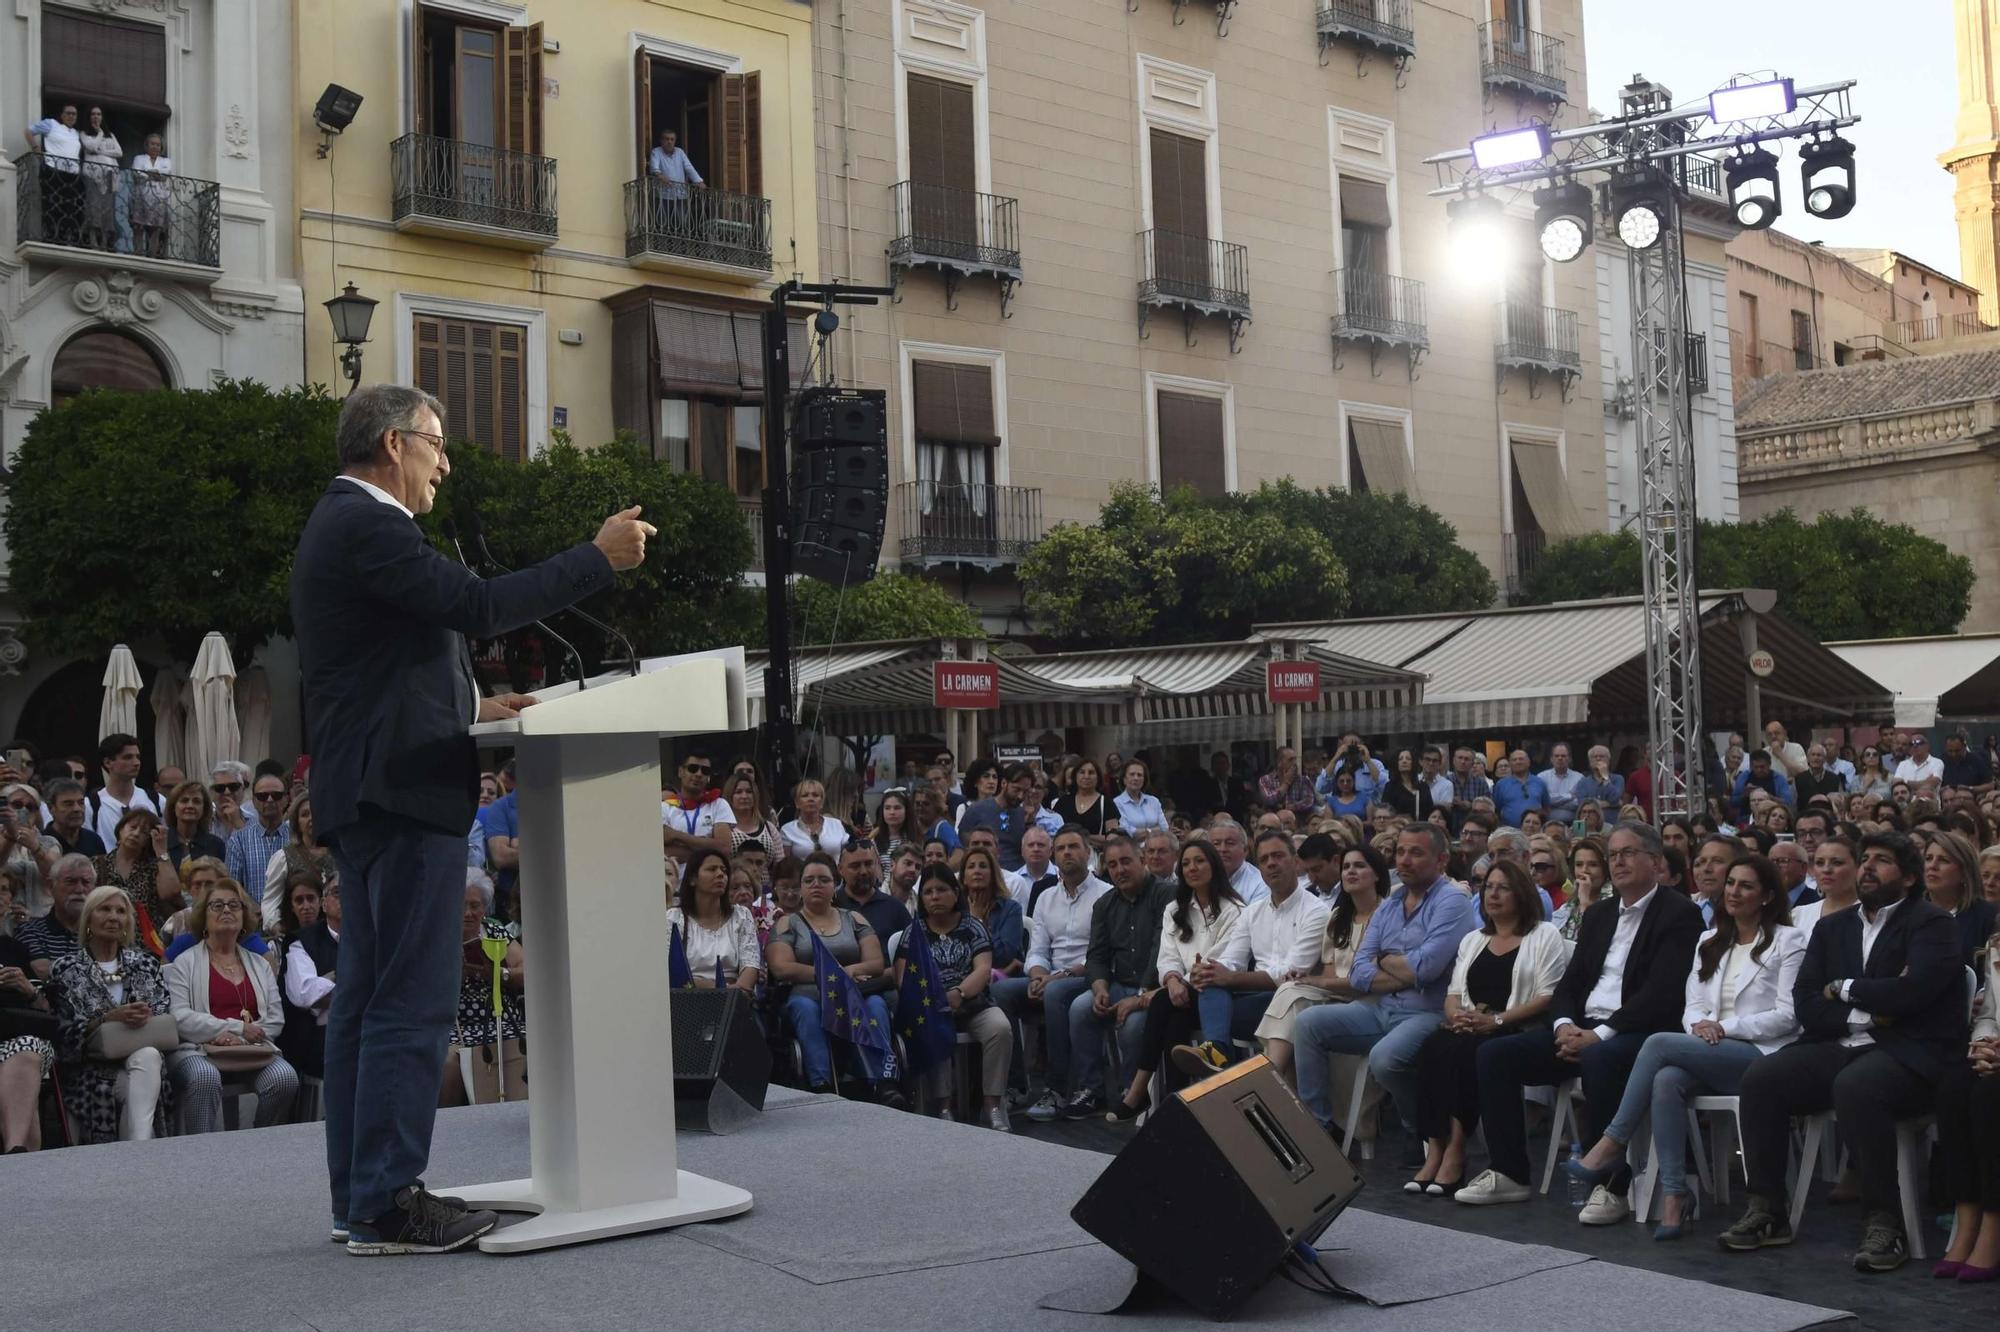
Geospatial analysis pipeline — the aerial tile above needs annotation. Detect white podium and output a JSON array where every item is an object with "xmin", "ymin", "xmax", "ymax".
[{"xmin": 445, "ymin": 649, "xmax": 754, "ymax": 1253}]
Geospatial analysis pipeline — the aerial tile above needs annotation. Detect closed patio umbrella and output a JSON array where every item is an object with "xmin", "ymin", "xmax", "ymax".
[
  {"xmin": 151, "ymin": 663, "xmax": 189, "ymax": 774},
  {"xmin": 188, "ymin": 632, "xmax": 240, "ymax": 788},
  {"xmin": 98, "ymin": 644, "xmax": 142, "ymax": 743},
  {"xmin": 236, "ymin": 664, "xmax": 271, "ymax": 769}
]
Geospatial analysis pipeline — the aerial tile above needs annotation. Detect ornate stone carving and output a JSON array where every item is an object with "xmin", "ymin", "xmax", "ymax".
[
  {"xmin": 0, "ymin": 626, "xmax": 26, "ymax": 678},
  {"xmin": 72, "ymin": 271, "xmax": 163, "ymax": 325},
  {"xmin": 225, "ymin": 104, "xmax": 252, "ymax": 159},
  {"xmin": 89, "ymin": 0, "xmax": 173, "ymax": 12}
]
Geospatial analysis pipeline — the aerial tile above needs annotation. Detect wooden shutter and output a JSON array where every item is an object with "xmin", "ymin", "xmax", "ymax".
[
  {"xmin": 413, "ymin": 316, "xmax": 445, "ymax": 409},
  {"xmin": 497, "ymin": 324, "xmax": 526, "ymax": 461},
  {"xmin": 911, "ymin": 362, "xmax": 998, "ymax": 446},
  {"xmin": 906, "ymin": 74, "xmax": 976, "ymax": 192},
  {"xmin": 415, "ymin": 315, "xmax": 527, "ymax": 460},
  {"xmin": 470, "ymin": 322, "xmax": 497, "ymax": 457},
  {"xmin": 1150, "ymin": 130, "xmax": 1207, "ymax": 240},
  {"xmin": 1156, "ymin": 391, "xmax": 1226, "ymax": 498},
  {"xmin": 43, "ymin": 9, "xmax": 167, "ymax": 114},
  {"xmin": 441, "ymin": 319, "xmax": 472, "ymax": 448},
  {"xmin": 410, "ymin": 1, "xmax": 430, "ymax": 137},
  {"xmin": 635, "ymin": 51, "xmax": 653, "ymax": 177},
  {"xmin": 504, "ymin": 22, "xmax": 544, "ymax": 156},
  {"xmin": 721, "ymin": 72, "xmax": 761, "ymax": 195}
]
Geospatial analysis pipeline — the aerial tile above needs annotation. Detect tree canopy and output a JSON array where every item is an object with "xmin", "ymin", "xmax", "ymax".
[
  {"xmin": 1521, "ymin": 508, "xmax": 1974, "ymax": 640},
  {"xmin": 779, "ymin": 572, "xmax": 982, "ymax": 649}
]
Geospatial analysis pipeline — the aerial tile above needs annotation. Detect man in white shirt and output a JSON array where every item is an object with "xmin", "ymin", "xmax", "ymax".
[
  {"xmin": 22, "ymin": 103, "xmax": 83, "ymax": 246},
  {"xmin": 1421, "ymin": 746, "xmax": 1455, "ymax": 810},
  {"xmin": 1207, "ymin": 817, "xmax": 1267, "ymax": 905},
  {"xmin": 661, "ymin": 749, "xmax": 734, "ymax": 861},
  {"xmin": 1737, "ymin": 720, "xmax": 1809, "ymax": 779},
  {"xmin": 1173, "ymin": 830, "xmax": 1329, "ymax": 1074},
  {"xmin": 1538, "ymin": 743, "xmax": 1587, "ymax": 825},
  {"xmin": 1297, "ymin": 831, "xmax": 1343, "ymax": 900},
  {"xmin": 1009, "ymin": 825, "xmax": 1058, "ymax": 913},
  {"xmin": 1010, "ymin": 827, "xmax": 1111, "ymax": 1122},
  {"xmin": 1891, "ymin": 733, "xmax": 1945, "ymax": 791},
  {"xmin": 84, "ymin": 733, "xmax": 159, "ymax": 848}
]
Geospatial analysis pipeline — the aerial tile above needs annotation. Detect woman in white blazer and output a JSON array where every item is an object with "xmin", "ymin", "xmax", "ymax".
[
  {"xmin": 1409, "ymin": 861, "xmax": 1567, "ymax": 1195},
  {"xmin": 164, "ymin": 876, "xmax": 299, "ymax": 1132},
  {"xmin": 1105, "ymin": 840, "xmax": 1244, "ymax": 1121},
  {"xmin": 1933, "ymin": 924, "xmax": 2000, "ymax": 1280},
  {"xmin": 1568, "ymin": 852, "xmax": 1803, "ymax": 1239}
]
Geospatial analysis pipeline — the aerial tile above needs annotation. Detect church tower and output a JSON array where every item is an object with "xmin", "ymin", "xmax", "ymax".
[{"xmin": 1943, "ymin": 0, "xmax": 2000, "ymax": 318}]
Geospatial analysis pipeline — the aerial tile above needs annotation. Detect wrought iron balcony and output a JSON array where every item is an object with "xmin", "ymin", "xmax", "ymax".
[
  {"xmin": 1479, "ymin": 21, "xmax": 1566, "ymax": 102},
  {"xmin": 1496, "ymin": 301, "xmax": 1581, "ymax": 398},
  {"xmin": 1317, "ymin": 0, "xmax": 1415, "ymax": 64},
  {"xmin": 895, "ymin": 481, "xmax": 1043, "ymax": 567},
  {"xmin": 739, "ymin": 496, "xmax": 766, "ymax": 573},
  {"xmin": 888, "ymin": 180, "xmax": 1022, "ymax": 314},
  {"xmin": 1138, "ymin": 229, "xmax": 1251, "ymax": 352},
  {"xmin": 391, "ymin": 133, "xmax": 557, "ymax": 248},
  {"xmin": 624, "ymin": 180, "xmax": 771, "ymax": 276},
  {"xmin": 1686, "ymin": 332, "xmax": 1709, "ymax": 396},
  {"xmin": 14, "ymin": 154, "xmax": 221, "ymax": 277},
  {"xmin": 1503, "ymin": 529, "xmax": 1545, "ymax": 603},
  {"xmin": 1329, "ymin": 268, "xmax": 1428, "ymax": 378},
  {"xmin": 1160, "ymin": 0, "xmax": 1238, "ymax": 36}
]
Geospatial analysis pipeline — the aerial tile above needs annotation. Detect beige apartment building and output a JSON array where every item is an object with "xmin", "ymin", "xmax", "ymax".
[{"xmin": 811, "ymin": 0, "xmax": 1603, "ymax": 618}]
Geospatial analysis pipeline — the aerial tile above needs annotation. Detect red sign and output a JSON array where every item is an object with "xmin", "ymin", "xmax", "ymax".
[
  {"xmin": 933, "ymin": 661, "xmax": 1000, "ymax": 710},
  {"xmin": 1266, "ymin": 661, "xmax": 1322, "ymax": 705}
]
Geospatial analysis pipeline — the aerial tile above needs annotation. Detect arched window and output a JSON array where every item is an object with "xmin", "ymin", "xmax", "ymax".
[{"xmin": 50, "ymin": 327, "xmax": 169, "ymax": 403}]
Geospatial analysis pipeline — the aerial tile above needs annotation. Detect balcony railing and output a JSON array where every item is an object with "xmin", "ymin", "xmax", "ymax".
[
  {"xmin": 1331, "ymin": 269, "xmax": 1427, "ymax": 347},
  {"xmin": 624, "ymin": 180, "xmax": 770, "ymax": 273},
  {"xmin": 1686, "ymin": 332, "xmax": 1709, "ymax": 396},
  {"xmin": 739, "ymin": 496, "xmax": 765, "ymax": 573},
  {"xmin": 1503, "ymin": 529, "xmax": 1546, "ymax": 602},
  {"xmin": 1316, "ymin": 0, "xmax": 1416, "ymax": 60},
  {"xmin": 895, "ymin": 481, "xmax": 1043, "ymax": 567},
  {"xmin": 888, "ymin": 180, "xmax": 1022, "ymax": 313},
  {"xmin": 1895, "ymin": 310, "xmax": 1999, "ymax": 344},
  {"xmin": 1496, "ymin": 301, "xmax": 1581, "ymax": 377},
  {"xmin": 15, "ymin": 154, "xmax": 221, "ymax": 271},
  {"xmin": 391, "ymin": 133, "xmax": 557, "ymax": 246},
  {"xmin": 1138, "ymin": 229, "xmax": 1251, "ymax": 350},
  {"xmin": 1479, "ymin": 21, "xmax": 1566, "ymax": 102},
  {"xmin": 1680, "ymin": 153, "xmax": 1725, "ymax": 200}
]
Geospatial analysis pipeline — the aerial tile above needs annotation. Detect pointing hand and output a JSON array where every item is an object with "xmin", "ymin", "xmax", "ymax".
[{"xmin": 594, "ymin": 505, "xmax": 657, "ymax": 572}]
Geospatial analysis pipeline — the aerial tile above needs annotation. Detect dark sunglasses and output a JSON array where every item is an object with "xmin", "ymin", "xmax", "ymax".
[
  {"xmin": 253, "ymin": 791, "xmax": 288, "ymax": 803},
  {"xmin": 211, "ymin": 781, "xmax": 243, "ymax": 794},
  {"xmin": 684, "ymin": 763, "xmax": 712, "ymax": 775},
  {"xmin": 1530, "ymin": 861, "xmax": 1558, "ymax": 872}
]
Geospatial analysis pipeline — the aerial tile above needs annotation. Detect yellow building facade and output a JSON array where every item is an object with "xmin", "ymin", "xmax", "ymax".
[{"xmin": 295, "ymin": 0, "xmax": 818, "ymax": 463}]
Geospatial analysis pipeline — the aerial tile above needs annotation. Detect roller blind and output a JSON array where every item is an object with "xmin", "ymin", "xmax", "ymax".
[
  {"xmin": 1349, "ymin": 418, "xmax": 1416, "ymax": 497},
  {"xmin": 1508, "ymin": 436, "xmax": 1585, "ymax": 536},
  {"xmin": 911, "ymin": 361, "xmax": 999, "ymax": 446},
  {"xmin": 1156, "ymin": 391, "xmax": 1227, "ymax": 498}
]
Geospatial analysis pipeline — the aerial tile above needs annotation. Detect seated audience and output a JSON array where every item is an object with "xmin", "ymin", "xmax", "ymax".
[
  {"xmin": 1568, "ymin": 853, "xmax": 1805, "ymax": 1239},
  {"xmin": 766, "ymin": 852, "xmax": 902, "ymax": 1106},
  {"xmin": 0, "ymin": 868, "xmax": 55, "ymax": 1151},
  {"xmin": 50, "ymin": 885, "xmax": 172, "ymax": 1141},
  {"xmin": 281, "ymin": 871, "xmax": 339, "ymax": 1081},
  {"xmin": 164, "ymin": 856, "xmax": 269, "ymax": 962},
  {"xmin": 1255, "ymin": 843, "xmax": 1388, "ymax": 1080},
  {"xmin": 18, "ymin": 852, "xmax": 93, "ymax": 978},
  {"xmin": 165, "ymin": 876, "xmax": 297, "ymax": 1130},
  {"xmin": 834, "ymin": 837, "xmax": 912, "ymax": 952},
  {"xmin": 897, "ymin": 864, "xmax": 1011, "ymax": 1130},
  {"xmin": 1059, "ymin": 835, "xmax": 1172, "ymax": 1118},
  {"xmin": 1933, "ymin": 919, "xmax": 2000, "ymax": 1280},
  {"xmin": 261, "ymin": 793, "xmax": 327, "ymax": 931},
  {"xmin": 960, "ymin": 847, "xmax": 1023, "ymax": 978},
  {"xmin": 666, "ymin": 846, "xmax": 761, "ymax": 995},
  {"xmin": 93, "ymin": 808, "xmax": 183, "ymax": 940},
  {"xmin": 441, "ymin": 871, "xmax": 526, "ymax": 1105},
  {"xmin": 163, "ymin": 780, "xmax": 226, "ymax": 873},
  {"xmin": 1005, "ymin": 828, "xmax": 1110, "ymax": 1123},
  {"xmin": 1920, "ymin": 828, "xmax": 1999, "ymax": 968},
  {"xmin": 1463, "ymin": 822, "xmax": 1702, "ymax": 1220},
  {"xmin": 1721, "ymin": 832, "xmax": 1969, "ymax": 1270},
  {"xmin": 1410, "ymin": 861, "xmax": 1564, "ymax": 1196}
]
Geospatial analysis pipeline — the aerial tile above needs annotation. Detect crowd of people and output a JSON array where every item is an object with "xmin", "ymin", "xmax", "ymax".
[{"xmin": 2, "ymin": 720, "xmax": 1997, "ymax": 1288}]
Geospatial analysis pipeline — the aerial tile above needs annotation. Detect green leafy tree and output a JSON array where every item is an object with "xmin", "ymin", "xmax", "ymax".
[
  {"xmin": 1021, "ymin": 483, "xmax": 1349, "ymax": 646},
  {"xmin": 4, "ymin": 381, "xmax": 339, "ymax": 664},
  {"xmin": 782, "ymin": 572, "xmax": 982, "ymax": 647},
  {"xmin": 1229, "ymin": 479, "xmax": 1497, "ymax": 617},
  {"xmin": 1521, "ymin": 508, "xmax": 1974, "ymax": 639}
]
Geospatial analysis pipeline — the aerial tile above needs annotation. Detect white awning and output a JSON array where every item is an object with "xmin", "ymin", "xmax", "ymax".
[{"xmin": 1826, "ymin": 635, "xmax": 2000, "ymax": 728}]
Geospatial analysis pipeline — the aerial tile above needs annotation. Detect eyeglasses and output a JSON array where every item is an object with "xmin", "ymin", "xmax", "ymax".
[
  {"xmin": 206, "ymin": 900, "xmax": 243, "ymax": 914},
  {"xmin": 254, "ymin": 790, "xmax": 287, "ymax": 803},
  {"xmin": 1530, "ymin": 861, "xmax": 1558, "ymax": 872},
  {"xmin": 684, "ymin": 763, "xmax": 711, "ymax": 775},
  {"xmin": 7, "ymin": 801, "xmax": 36, "ymax": 812},
  {"xmin": 399, "ymin": 428, "xmax": 447, "ymax": 455},
  {"xmin": 211, "ymin": 781, "xmax": 243, "ymax": 794}
]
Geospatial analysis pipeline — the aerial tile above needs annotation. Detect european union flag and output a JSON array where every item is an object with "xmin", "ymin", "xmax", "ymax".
[
  {"xmin": 669, "ymin": 922, "xmax": 693, "ymax": 988},
  {"xmin": 715, "ymin": 955, "xmax": 728, "ymax": 990},
  {"xmin": 896, "ymin": 921, "xmax": 955, "ymax": 1074},
  {"xmin": 811, "ymin": 930, "xmax": 894, "ymax": 1081}
]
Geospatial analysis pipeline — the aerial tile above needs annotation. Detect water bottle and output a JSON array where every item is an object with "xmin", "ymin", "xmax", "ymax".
[{"xmin": 1565, "ymin": 1143, "xmax": 1589, "ymax": 1208}]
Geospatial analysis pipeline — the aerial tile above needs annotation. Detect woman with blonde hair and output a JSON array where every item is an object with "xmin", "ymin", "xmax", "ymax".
[
  {"xmin": 724, "ymin": 772, "xmax": 784, "ymax": 863},
  {"xmin": 959, "ymin": 847, "xmax": 1023, "ymax": 977},
  {"xmin": 49, "ymin": 884, "xmax": 173, "ymax": 1141},
  {"xmin": 780, "ymin": 779, "xmax": 848, "ymax": 859},
  {"xmin": 1979, "ymin": 844, "xmax": 2000, "ymax": 905},
  {"xmin": 1921, "ymin": 828, "xmax": 1998, "ymax": 968},
  {"xmin": 164, "ymin": 876, "xmax": 297, "ymax": 1131}
]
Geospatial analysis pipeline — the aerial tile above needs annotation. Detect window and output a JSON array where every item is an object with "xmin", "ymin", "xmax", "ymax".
[
  {"xmin": 635, "ymin": 53, "xmax": 760, "ymax": 194},
  {"xmin": 1344, "ymin": 411, "xmax": 1415, "ymax": 497},
  {"xmin": 1505, "ymin": 431, "xmax": 1583, "ymax": 572},
  {"xmin": 1154, "ymin": 387, "xmax": 1230, "ymax": 498},
  {"xmin": 40, "ymin": 8, "xmax": 169, "ymax": 166},
  {"xmin": 648, "ymin": 302, "xmax": 805, "ymax": 487},
  {"xmin": 1741, "ymin": 291, "xmax": 1761, "ymax": 376},
  {"xmin": 1149, "ymin": 128, "xmax": 1210, "ymax": 290},
  {"xmin": 911, "ymin": 360, "xmax": 999, "ymax": 532},
  {"xmin": 905, "ymin": 72, "xmax": 977, "ymax": 245},
  {"xmin": 412, "ymin": 3, "xmax": 541, "ymax": 154},
  {"xmin": 1790, "ymin": 309, "xmax": 1813, "ymax": 370},
  {"xmin": 412, "ymin": 314, "xmax": 529, "ymax": 462},
  {"xmin": 50, "ymin": 328, "xmax": 168, "ymax": 404}
]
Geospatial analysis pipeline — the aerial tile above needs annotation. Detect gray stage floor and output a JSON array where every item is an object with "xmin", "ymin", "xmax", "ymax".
[{"xmin": 3, "ymin": 1089, "xmax": 1850, "ymax": 1332}]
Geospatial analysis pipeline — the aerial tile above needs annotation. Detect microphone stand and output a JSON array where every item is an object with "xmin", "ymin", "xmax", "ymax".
[
  {"xmin": 475, "ymin": 531, "xmax": 641, "ymax": 677},
  {"xmin": 446, "ymin": 517, "xmax": 591, "ymax": 691}
]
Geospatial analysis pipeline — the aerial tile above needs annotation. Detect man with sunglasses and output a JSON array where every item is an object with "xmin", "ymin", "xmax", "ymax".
[
  {"xmin": 227, "ymin": 772, "xmax": 293, "ymax": 891},
  {"xmin": 209, "ymin": 761, "xmax": 253, "ymax": 842},
  {"xmin": 661, "ymin": 750, "xmax": 735, "ymax": 862},
  {"xmin": 293, "ymin": 384, "xmax": 653, "ymax": 1256}
]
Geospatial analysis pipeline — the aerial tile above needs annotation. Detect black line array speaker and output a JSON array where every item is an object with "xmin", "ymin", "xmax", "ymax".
[
  {"xmin": 1069, "ymin": 1057, "xmax": 1365, "ymax": 1319},
  {"xmin": 671, "ymin": 987, "xmax": 771, "ymax": 1134},
  {"xmin": 790, "ymin": 386, "xmax": 887, "ymax": 584}
]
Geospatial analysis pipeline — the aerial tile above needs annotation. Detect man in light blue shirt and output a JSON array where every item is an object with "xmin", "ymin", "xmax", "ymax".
[
  {"xmin": 1538, "ymin": 743, "xmax": 1586, "ymax": 825},
  {"xmin": 1316, "ymin": 736, "xmax": 1388, "ymax": 804},
  {"xmin": 226, "ymin": 772, "xmax": 292, "ymax": 893},
  {"xmin": 1493, "ymin": 749, "xmax": 1548, "ymax": 828},
  {"xmin": 648, "ymin": 129, "xmax": 703, "ymax": 200},
  {"xmin": 1292, "ymin": 825, "xmax": 1480, "ymax": 1137}
]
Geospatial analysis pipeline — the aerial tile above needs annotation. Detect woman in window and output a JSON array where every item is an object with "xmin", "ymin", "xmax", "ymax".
[{"xmin": 78, "ymin": 107, "xmax": 120, "ymax": 251}]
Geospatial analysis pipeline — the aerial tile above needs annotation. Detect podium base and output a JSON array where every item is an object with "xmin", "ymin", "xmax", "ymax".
[{"xmin": 447, "ymin": 1171, "xmax": 753, "ymax": 1253}]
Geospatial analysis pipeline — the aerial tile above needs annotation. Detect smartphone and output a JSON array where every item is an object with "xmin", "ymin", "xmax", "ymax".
[
  {"xmin": 3, "ymin": 748, "xmax": 28, "ymax": 770},
  {"xmin": 1776, "ymin": 833, "xmax": 1795, "ymax": 843}
]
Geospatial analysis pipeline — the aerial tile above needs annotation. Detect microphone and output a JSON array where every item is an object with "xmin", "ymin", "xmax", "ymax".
[
  {"xmin": 463, "ymin": 500, "xmax": 642, "ymax": 679},
  {"xmin": 451, "ymin": 504, "xmax": 590, "ymax": 691}
]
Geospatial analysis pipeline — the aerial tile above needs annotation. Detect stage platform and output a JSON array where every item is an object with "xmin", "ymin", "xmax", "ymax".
[{"xmin": 5, "ymin": 1088, "xmax": 1851, "ymax": 1331}]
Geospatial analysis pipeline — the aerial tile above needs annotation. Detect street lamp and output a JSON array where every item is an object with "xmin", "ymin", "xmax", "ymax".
[{"xmin": 323, "ymin": 281, "xmax": 378, "ymax": 394}]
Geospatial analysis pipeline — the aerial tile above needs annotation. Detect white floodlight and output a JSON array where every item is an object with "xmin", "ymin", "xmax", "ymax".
[
  {"xmin": 1470, "ymin": 124, "xmax": 1552, "ymax": 171},
  {"xmin": 1709, "ymin": 78, "xmax": 1795, "ymax": 124}
]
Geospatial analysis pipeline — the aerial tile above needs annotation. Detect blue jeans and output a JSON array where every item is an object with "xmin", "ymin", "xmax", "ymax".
[
  {"xmin": 1068, "ymin": 982, "xmax": 1145, "ymax": 1099},
  {"xmin": 324, "ymin": 815, "xmax": 468, "ymax": 1224},
  {"xmin": 1601, "ymin": 1032, "xmax": 1764, "ymax": 1197},
  {"xmin": 1294, "ymin": 1002, "xmax": 1441, "ymax": 1132},
  {"xmin": 1196, "ymin": 988, "xmax": 1275, "ymax": 1056},
  {"xmin": 786, "ymin": 990, "xmax": 893, "ymax": 1087},
  {"xmin": 995, "ymin": 974, "xmax": 1092, "ymax": 1094}
]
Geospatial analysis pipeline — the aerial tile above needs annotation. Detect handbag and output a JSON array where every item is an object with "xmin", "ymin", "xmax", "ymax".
[
  {"xmin": 202, "ymin": 1039, "xmax": 278, "ymax": 1073},
  {"xmin": 85, "ymin": 1012, "xmax": 179, "ymax": 1061}
]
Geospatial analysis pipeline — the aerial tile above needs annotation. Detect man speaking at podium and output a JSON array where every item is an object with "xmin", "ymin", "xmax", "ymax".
[{"xmin": 292, "ymin": 385, "xmax": 654, "ymax": 1255}]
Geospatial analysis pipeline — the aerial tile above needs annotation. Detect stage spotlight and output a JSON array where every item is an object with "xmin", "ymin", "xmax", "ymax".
[
  {"xmin": 1800, "ymin": 135, "xmax": 1856, "ymax": 219},
  {"xmin": 1534, "ymin": 182, "xmax": 1594, "ymax": 263},
  {"xmin": 1446, "ymin": 193, "xmax": 1511, "ymax": 282},
  {"xmin": 1723, "ymin": 146, "xmax": 1783, "ymax": 230},
  {"xmin": 1708, "ymin": 77, "xmax": 1795, "ymax": 125},
  {"xmin": 1471, "ymin": 124, "xmax": 1552, "ymax": 171},
  {"xmin": 1610, "ymin": 171, "xmax": 1671, "ymax": 250}
]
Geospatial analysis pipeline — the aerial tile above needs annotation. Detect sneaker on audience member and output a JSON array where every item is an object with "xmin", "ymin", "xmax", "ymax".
[
  {"xmin": 1579, "ymin": 1185, "xmax": 1630, "ymax": 1225},
  {"xmin": 1058, "ymin": 1089, "xmax": 1102, "ymax": 1120},
  {"xmin": 987, "ymin": 1105, "xmax": 1011, "ymax": 1133},
  {"xmin": 1453, "ymin": 1170, "xmax": 1532, "ymax": 1205},
  {"xmin": 1169, "ymin": 1041, "xmax": 1227, "ymax": 1081},
  {"xmin": 1717, "ymin": 1195, "xmax": 1793, "ymax": 1251},
  {"xmin": 1025, "ymin": 1089, "xmax": 1063, "ymax": 1123},
  {"xmin": 345, "ymin": 1186, "xmax": 496, "ymax": 1256},
  {"xmin": 1853, "ymin": 1214, "xmax": 1909, "ymax": 1273}
]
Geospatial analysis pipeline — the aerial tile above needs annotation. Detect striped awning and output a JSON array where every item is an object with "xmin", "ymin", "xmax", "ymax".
[{"xmin": 744, "ymin": 642, "xmax": 1130, "ymax": 735}]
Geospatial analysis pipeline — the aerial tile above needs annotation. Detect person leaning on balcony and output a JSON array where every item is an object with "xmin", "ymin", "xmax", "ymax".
[
  {"xmin": 648, "ymin": 128, "xmax": 703, "ymax": 233},
  {"xmin": 22, "ymin": 104, "xmax": 83, "ymax": 245},
  {"xmin": 77, "ymin": 107, "xmax": 121, "ymax": 251},
  {"xmin": 131, "ymin": 133, "xmax": 172, "ymax": 259}
]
